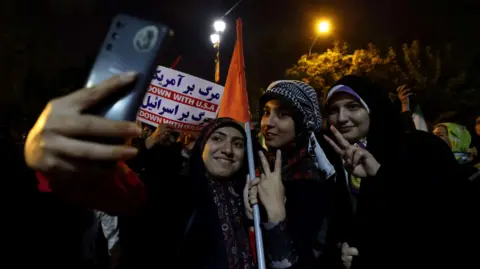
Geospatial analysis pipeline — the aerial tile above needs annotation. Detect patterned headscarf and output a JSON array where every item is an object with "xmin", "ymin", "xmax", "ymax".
[
  {"xmin": 259, "ymin": 80, "xmax": 335, "ymax": 180},
  {"xmin": 435, "ymin": 122, "xmax": 472, "ymax": 164},
  {"xmin": 261, "ymin": 80, "xmax": 323, "ymax": 132}
]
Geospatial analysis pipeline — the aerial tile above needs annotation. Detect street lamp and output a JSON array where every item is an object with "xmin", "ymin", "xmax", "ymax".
[
  {"xmin": 214, "ymin": 20, "xmax": 226, "ymax": 33},
  {"xmin": 309, "ymin": 20, "xmax": 331, "ymax": 56},
  {"xmin": 210, "ymin": 33, "xmax": 220, "ymax": 44},
  {"xmin": 318, "ymin": 21, "xmax": 330, "ymax": 33},
  {"xmin": 210, "ymin": 20, "xmax": 226, "ymax": 83}
]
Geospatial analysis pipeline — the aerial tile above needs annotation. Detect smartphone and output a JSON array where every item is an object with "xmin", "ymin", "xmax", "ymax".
[{"xmin": 84, "ymin": 14, "xmax": 174, "ymax": 122}]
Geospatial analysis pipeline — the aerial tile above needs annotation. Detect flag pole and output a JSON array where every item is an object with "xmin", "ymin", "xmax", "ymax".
[
  {"xmin": 214, "ymin": 41, "xmax": 220, "ymax": 83},
  {"xmin": 245, "ymin": 122, "xmax": 266, "ymax": 269}
]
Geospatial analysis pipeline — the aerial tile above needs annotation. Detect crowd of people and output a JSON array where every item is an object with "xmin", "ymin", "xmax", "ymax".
[{"xmin": 2, "ymin": 72, "xmax": 479, "ymax": 269}]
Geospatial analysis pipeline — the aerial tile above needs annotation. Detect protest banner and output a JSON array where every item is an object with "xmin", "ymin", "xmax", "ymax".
[{"xmin": 136, "ymin": 66, "xmax": 224, "ymax": 132}]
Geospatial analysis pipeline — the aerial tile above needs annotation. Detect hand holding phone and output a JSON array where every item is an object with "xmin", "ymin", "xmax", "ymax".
[
  {"xmin": 84, "ymin": 14, "xmax": 174, "ymax": 122},
  {"xmin": 24, "ymin": 74, "xmax": 142, "ymax": 176}
]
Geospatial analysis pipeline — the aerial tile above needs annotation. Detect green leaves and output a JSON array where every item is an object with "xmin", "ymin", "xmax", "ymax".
[{"xmin": 286, "ymin": 40, "xmax": 480, "ymax": 122}]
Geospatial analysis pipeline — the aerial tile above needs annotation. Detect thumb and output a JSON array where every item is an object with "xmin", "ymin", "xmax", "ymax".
[
  {"xmin": 345, "ymin": 247, "xmax": 359, "ymax": 256},
  {"xmin": 245, "ymin": 174, "xmax": 251, "ymax": 188},
  {"xmin": 67, "ymin": 72, "xmax": 137, "ymax": 111},
  {"xmin": 244, "ymin": 175, "xmax": 251, "ymax": 196}
]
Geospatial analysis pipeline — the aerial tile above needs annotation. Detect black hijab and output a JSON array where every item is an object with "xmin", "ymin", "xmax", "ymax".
[
  {"xmin": 185, "ymin": 117, "xmax": 254, "ymax": 269},
  {"xmin": 326, "ymin": 75, "xmax": 403, "ymax": 163}
]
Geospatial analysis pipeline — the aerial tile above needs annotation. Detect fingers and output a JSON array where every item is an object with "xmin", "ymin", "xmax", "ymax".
[
  {"xmin": 345, "ymin": 247, "xmax": 359, "ymax": 256},
  {"xmin": 341, "ymin": 242, "xmax": 359, "ymax": 257},
  {"xmin": 341, "ymin": 243, "xmax": 358, "ymax": 269},
  {"xmin": 248, "ymin": 178, "xmax": 260, "ymax": 206},
  {"xmin": 342, "ymin": 146, "xmax": 369, "ymax": 171},
  {"xmin": 154, "ymin": 124, "xmax": 173, "ymax": 136},
  {"xmin": 243, "ymin": 175, "xmax": 254, "ymax": 219},
  {"xmin": 352, "ymin": 148, "xmax": 367, "ymax": 167},
  {"xmin": 397, "ymin": 85, "xmax": 411, "ymax": 95},
  {"xmin": 248, "ymin": 185, "xmax": 258, "ymax": 206},
  {"xmin": 165, "ymin": 125, "xmax": 180, "ymax": 132},
  {"xmin": 400, "ymin": 88, "xmax": 412, "ymax": 96},
  {"xmin": 342, "ymin": 257, "xmax": 352, "ymax": 269},
  {"xmin": 65, "ymin": 72, "xmax": 137, "ymax": 111},
  {"xmin": 46, "ymin": 135, "xmax": 138, "ymax": 161},
  {"xmin": 245, "ymin": 174, "xmax": 252, "ymax": 189},
  {"xmin": 330, "ymin": 126, "xmax": 351, "ymax": 149},
  {"xmin": 274, "ymin": 150, "xmax": 282, "ymax": 174},
  {"xmin": 245, "ymin": 204, "xmax": 253, "ymax": 219},
  {"xmin": 324, "ymin": 135, "xmax": 344, "ymax": 156},
  {"xmin": 402, "ymin": 88, "xmax": 412, "ymax": 95},
  {"xmin": 245, "ymin": 176, "xmax": 260, "ymax": 202},
  {"xmin": 398, "ymin": 86, "xmax": 413, "ymax": 99},
  {"xmin": 46, "ymin": 114, "xmax": 141, "ymax": 138},
  {"xmin": 258, "ymin": 151, "xmax": 271, "ymax": 175},
  {"xmin": 156, "ymin": 123, "xmax": 170, "ymax": 131},
  {"xmin": 343, "ymin": 146, "xmax": 355, "ymax": 167},
  {"xmin": 158, "ymin": 124, "xmax": 179, "ymax": 133}
]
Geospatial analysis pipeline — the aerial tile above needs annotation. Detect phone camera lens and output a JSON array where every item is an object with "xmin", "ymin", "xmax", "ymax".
[
  {"xmin": 106, "ymin": 43, "xmax": 113, "ymax": 51},
  {"xmin": 112, "ymin": 32, "xmax": 119, "ymax": 40}
]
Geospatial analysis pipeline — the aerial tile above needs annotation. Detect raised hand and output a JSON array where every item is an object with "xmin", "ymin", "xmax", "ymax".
[
  {"xmin": 243, "ymin": 175, "xmax": 260, "ymax": 220},
  {"xmin": 257, "ymin": 150, "xmax": 286, "ymax": 222},
  {"xmin": 24, "ymin": 72, "xmax": 142, "ymax": 177},
  {"xmin": 397, "ymin": 85, "xmax": 413, "ymax": 112},
  {"xmin": 324, "ymin": 126, "xmax": 380, "ymax": 178},
  {"xmin": 145, "ymin": 124, "xmax": 180, "ymax": 149}
]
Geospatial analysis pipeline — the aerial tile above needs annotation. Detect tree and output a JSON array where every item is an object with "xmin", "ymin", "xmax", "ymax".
[
  {"xmin": 285, "ymin": 40, "xmax": 480, "ymax": 123},
  {"xmin": 285, "ymin": 41, "xmax": 400, "ymax": 97}
]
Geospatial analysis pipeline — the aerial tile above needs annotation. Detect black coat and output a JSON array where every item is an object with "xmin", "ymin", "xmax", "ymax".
[
  {"xmin": 326, "ymin": 76, "xmax": 475, "ymax": 269},
  {"xmin": 121, "ymin": 127, "xmax": 252, "ymax": 269}
]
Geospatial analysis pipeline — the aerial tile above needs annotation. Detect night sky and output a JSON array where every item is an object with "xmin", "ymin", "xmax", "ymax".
[{"xmin": 1, "ymin": 0, "xmax": 479, "ymax": 111}]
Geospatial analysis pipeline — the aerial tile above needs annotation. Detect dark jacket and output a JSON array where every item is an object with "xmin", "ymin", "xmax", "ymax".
[
  {"xmin": 3, "ymin": 139, "xmax": 111, "ymax": 269},
  {"xmin": 331, "ymin": 130, "xmax": 471, "ymax": 269},
  {"xmin": 257, "ymin": 135, "xmax": 347, "ymax": 269},
  {"xmin": 326, "ymin": 75, "xmax": 474, "ymax": 269},
  {"xmin": 120, "ymin": 140, "xmax": 186, "ymax": 269},
  {"xmin": 121, "ymin": 121, "xmax": 253, "ymax": 269}
]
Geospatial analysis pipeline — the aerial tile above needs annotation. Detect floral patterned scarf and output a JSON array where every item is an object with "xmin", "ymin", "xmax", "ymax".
[
  {"xmin": 192, "ymin": 117, "xmax": 254, "ymax": 269},
  {"xmin": 208, "ymin": 178, "xmax": 254, "ymax": 269}
]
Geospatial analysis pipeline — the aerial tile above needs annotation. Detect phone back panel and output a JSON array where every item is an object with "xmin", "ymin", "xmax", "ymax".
[{"xmin": 85, "ymin": 14, "xmax": 173, "ymax": 121}]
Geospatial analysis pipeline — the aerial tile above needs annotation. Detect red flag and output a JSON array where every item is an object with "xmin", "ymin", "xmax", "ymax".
[
  {"xmin": 218, "ymin": 18, "xmax": 251, "ymax": 125},
  {"xmin": 248, "ymin": 227, "xmax": 257, "ymax": 264},
  {"xmin": 170, "ymin": 55, "xmax": 182, "ymax": 69}
]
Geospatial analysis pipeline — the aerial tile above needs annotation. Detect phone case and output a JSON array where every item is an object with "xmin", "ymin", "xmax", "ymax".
[{"xmin": 84, "ymin": 14, "xmax": 173, "ymax": 121}]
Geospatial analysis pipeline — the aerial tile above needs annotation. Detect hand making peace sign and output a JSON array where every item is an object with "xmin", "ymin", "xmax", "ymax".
[
  {"xmin": 244, "ymin": 150, "xmax": 286, "ymax": 223},
  {"xmin": 324, "ymin": 126, "xmax": 381, "ymax": 178}
]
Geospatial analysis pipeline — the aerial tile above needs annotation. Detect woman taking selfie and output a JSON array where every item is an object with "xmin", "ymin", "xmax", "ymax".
[{"xmin": 25, "ymin": 74, "xmax": 255, "ymax": 269}]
